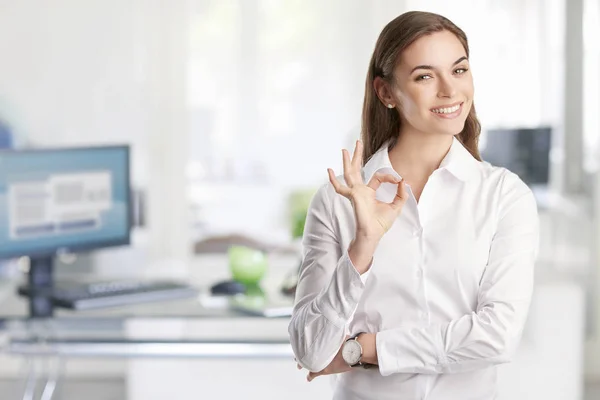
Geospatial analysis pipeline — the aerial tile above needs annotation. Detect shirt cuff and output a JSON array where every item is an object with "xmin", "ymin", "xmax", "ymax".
[
  {"xmin": 345, "ymin": 251, "xmax": 373, "ymax": 285},
  {"xmin": 359, "ymin": 268, "xmax": 372, "ymax": 285},
  {"xmin": 376, "ymin": 326, "xmax": 446, "ymax": 376},
  {"xmin": 316, "ymin": 250, "xmax": 367, "ymax": 328}
]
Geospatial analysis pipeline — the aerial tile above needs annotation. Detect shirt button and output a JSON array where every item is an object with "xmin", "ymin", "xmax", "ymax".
[
  {"xmin": 415, "ymin": 268, "xmax": 423, "ymax": 278},
  {"xmin": 413, "ymin": 228, "xmax": 423, "ymax": 237},
  {"xmin": 419, "ymin": 311, "xmax": 429, "ymax": 319}
]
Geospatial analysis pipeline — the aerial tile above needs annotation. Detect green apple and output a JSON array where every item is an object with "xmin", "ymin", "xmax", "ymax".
[{"xmin": 228, "ymin": 246, "xmax": 268, "ymax": 285}]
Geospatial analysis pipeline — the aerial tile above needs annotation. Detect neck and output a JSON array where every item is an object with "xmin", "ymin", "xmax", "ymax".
[{"xmin": 388, "ymin": 129, "xmax": 454, "ymax": 181}]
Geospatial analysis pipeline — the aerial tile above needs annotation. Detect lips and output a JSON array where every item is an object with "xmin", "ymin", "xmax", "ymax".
[{"xmin": 430, "ymin": 102, "xmax": 464, "ymax": 119}]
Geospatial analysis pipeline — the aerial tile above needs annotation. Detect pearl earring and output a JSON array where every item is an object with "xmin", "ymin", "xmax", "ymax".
[{"xmin": 387, "ymin": 104, "xmax": 394, "ymax": 109}]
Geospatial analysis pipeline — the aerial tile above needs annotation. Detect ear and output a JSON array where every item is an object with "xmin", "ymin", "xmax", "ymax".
[{"xmin": 373, "ymin": 77, "xmax": 396, "ymax": 108}]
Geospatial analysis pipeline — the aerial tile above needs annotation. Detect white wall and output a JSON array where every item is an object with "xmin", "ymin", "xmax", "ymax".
[
  {"xmin": 582, "ymin": 0, "xmax": 600, "ymax": 381},
  {"xmin": 0, "ymin": 0, "xmax": 191, "ymax": 264},
  {"xmin": 0, "ymin": 1, "xmax": 146, "ymax": 151}
]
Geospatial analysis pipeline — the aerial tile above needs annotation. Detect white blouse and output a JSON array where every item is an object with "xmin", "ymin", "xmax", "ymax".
[{"xmin": 288, "ymin": 137, "xmax": 539, "ymax": 400}]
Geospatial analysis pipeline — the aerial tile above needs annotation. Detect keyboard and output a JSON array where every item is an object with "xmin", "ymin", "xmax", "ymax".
[{"xmin": 18, "ymin": 280, "xmax": 199, "ymax": 310}]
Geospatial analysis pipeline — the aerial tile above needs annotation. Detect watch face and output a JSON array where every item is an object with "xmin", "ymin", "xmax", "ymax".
[{"xmin": 342, "ymin": 339, "xmax": 362, "ymax": 365}]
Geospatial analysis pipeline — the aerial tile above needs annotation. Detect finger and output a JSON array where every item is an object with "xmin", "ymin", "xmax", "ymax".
[
  {"xmin": 366, "ymin": 172, "xmax": 400, "ymax": 191},
  {"xmin": 351, "ymin": 140, "xmax": 363, "ymax": 168},
  {"xmin": 391, "ymin": 179, "xmax": 408, "ymax": 210},
  {"xmin": 297, "ymin": 363, "xmax": 302, "ymax": 370},
  {"xmin": 328, "ymin": 168, "xmax": 351, "ymax": 197},
  {"xmin": 342, "ymin": 149, "xmax": 355, "ymax": 186}
]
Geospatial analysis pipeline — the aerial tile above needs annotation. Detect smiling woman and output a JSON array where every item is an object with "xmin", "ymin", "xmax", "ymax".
[
  {"xmin": 288, "ymin": 10, "xmax": 539, "ymax": 400},
  {"xmin": 363, "ymin": 15, "xmax": 481, "ymax": 168}
]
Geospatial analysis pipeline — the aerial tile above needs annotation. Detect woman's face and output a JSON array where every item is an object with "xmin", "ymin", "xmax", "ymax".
[{"xmin": 382, "ymin": 30, "xmax": 474, "ymax": 137}]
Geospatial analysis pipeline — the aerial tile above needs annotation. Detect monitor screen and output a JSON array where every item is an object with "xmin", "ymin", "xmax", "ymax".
[
  {"xmin": 480, "ymin": 127, "xmax": 551, "ymax": 185},
  {"xmin": 0, "ymin": 145, "xmax": 130, "ymax": 259}
]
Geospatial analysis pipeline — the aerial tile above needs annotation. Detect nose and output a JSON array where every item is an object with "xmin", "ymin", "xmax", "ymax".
[{"xmin": 437, "ymin": 76, "xmax": 456, "ymax": 98}]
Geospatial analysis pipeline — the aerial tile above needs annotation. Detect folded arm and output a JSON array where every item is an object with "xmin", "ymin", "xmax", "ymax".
[
  {"xmin": 288, "ymin": 184, "xmax": 371, "ymax": 372},
  {"xmin": 376, "ymin": 173, "xmax": 540, "ymax": 376}
]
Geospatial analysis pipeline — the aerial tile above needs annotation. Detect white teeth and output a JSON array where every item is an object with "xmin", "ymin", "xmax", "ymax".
[{"xmin": 432, "ymin": 104, "xmax": 461, "ymax": 114}]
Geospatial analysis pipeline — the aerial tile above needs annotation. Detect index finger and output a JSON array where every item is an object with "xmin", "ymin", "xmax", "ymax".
[{"xmin": 367, "ymin": 172, "xmax": 400, "ymax": 191}]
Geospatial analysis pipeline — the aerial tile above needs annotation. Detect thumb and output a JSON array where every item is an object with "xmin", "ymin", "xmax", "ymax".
[
  {"xmin": 307, "ymin": 371, "xmax": 320, "ymax": 382},
  {"xmin": 391, "ymin": 179, "xmax": 408, "ymax": 210}
]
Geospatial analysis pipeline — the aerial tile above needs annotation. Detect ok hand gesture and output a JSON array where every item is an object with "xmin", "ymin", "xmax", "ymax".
[{"xmin": 327, "ymin": 140, "xmax": 408, "ymax": 243}]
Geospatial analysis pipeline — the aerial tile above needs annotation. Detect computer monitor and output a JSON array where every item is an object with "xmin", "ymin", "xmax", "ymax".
[
  {"xmin": 480, "ymin": 127, "xmax": 551, "ymax": 186},
  {"xmin": 0, "ymin": 145, "xmax": 131, "ymax": 316}
]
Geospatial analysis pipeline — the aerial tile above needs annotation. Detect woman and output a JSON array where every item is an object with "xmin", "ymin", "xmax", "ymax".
[{"xmin": 288, "ymin": 11, "xmax": 539, "ymax": 400}]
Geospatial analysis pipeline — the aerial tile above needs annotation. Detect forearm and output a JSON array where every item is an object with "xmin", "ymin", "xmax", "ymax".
[
  {"xmin": 375, "ymin": 300, "xmax": 530, "ymax": 376},
  {"xmin": 289, "ymin": 301, "xmax": 348, "ymax": 372},
  {"xmin": 289, "ymin": 250, "xmax": 369, "ymax": 371},
  {"xmin": 348, "ymin": 236, "xmax": 378, "ymax": 274}
]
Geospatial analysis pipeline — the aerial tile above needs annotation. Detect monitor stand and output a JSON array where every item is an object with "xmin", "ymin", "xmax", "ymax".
[{"xmin": 20, "ymin": 256, "xmax": 55, "ymax": 318}]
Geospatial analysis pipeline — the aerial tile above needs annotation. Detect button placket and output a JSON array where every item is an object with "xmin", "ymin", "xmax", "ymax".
[{"xmin": 415, "ymin": 266, "xmax": 423, "ymax": 278}]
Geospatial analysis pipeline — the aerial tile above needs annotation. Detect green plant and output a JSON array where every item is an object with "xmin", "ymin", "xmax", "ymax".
[{"xmin": 288, "ymin": 188, "xmax": 317, "ymax": 239}]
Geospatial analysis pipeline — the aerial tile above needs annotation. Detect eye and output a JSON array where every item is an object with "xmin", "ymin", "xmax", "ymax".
[
  {"xmin": 416, "ymin": 74, "xmax": 433, "ymax": 81},
  {"xmin": 454, "ymin": 67, "xmax": 469, "ymax": 75}
]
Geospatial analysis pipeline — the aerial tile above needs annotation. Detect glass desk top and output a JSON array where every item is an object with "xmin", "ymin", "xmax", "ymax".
[{"xmin": 0, "ymin": 277, "xmax": 294, "ymax": 359}]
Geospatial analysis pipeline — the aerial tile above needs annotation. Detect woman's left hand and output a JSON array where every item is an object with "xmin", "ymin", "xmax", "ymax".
[{"xmin": 297, "ymin": 337, "xmax": 352, "ymax": 382}]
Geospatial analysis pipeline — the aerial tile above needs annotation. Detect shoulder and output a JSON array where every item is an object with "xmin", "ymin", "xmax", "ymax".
[
  {"xmin": 312, "ymin": 174, "xmax": 343, "ymax": 202},
  {"xmin": 309, "ymin": 176, "xmax": 345, "ymax": 213},
  {"xmin": 309, "ymin": 174, "xmax": 355, "ymax": 220},
  {"xmin": 475, "ymin": 161, "xmax": 530, "ymax": 192},
  {"xmin": 482, "ymin": 162, "xmax": 532, "ymax": 194},
  {"xmin": 476, "ymin": 161, "xmax": 537, "ymax": 218}
]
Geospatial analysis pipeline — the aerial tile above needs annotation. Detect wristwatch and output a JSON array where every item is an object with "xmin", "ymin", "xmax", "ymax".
[{"xmin": 341, "ymin": 333, "xmax": 368, "ymax": 368}]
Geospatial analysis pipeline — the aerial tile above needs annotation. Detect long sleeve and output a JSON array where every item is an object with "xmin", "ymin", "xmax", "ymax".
[
  {"xmin": 376, "ymin": 173, "xmax": 540, "ymax": 376},
  {"xmin": 288, "ymin": 183, "xmax": 369, "ymax": 372}
]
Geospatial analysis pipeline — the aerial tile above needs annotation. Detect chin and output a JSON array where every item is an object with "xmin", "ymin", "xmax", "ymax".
[{"xmin": 432, "ymin": 121, "xmax": 467, "ymax": 137}]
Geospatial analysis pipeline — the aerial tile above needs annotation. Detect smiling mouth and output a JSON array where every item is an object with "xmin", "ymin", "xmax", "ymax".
[{"xmin": 430, "ymin": 102, "xmax": 463, "ymax": 115}]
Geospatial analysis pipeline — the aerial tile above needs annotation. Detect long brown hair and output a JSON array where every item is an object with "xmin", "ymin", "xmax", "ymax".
[{"xmin": 361, "ymin": 11, "xmax": 482, "ymax": 164}]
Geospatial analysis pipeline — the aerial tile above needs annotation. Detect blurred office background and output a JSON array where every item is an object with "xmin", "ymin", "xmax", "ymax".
[{"xmin": 0, "ymin": 0, "xmax": 599, "ymax": 399}]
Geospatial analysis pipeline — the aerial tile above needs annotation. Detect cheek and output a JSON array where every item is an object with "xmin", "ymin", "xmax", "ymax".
[
  {"xmin": 459, "ymin": 75, "xmax": 475, "ymax": 98},
  {"xmin": 398, "ymin": 88, "xmax": 432, "ymax": 120},
  {"xmin": 461, "ymin": 81, "xmax": 475, "ymax": 113}
]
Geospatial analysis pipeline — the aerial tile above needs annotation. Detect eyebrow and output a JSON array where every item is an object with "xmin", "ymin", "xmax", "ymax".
[{"xmin": 410, "ymin": 56, "xmax": 469, "ymax": 74}]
